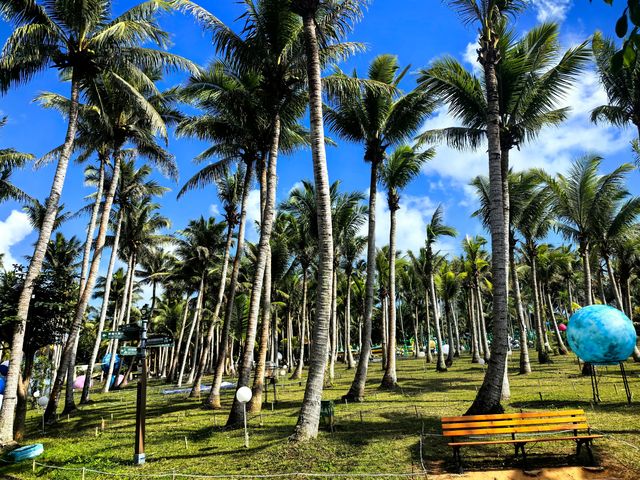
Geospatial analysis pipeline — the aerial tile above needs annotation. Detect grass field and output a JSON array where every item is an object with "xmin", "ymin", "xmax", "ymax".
[{"xmin": 2, "ymin": 353, "xmax": 640, "ymax": 479}]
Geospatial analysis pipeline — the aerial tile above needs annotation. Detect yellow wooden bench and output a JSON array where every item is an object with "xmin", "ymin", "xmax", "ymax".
[{"xmin": 441, "ymin": 409, "xmax": 603, "ymax": 472}]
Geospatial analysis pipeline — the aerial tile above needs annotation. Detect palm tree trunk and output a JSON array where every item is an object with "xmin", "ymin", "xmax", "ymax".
[
  {"xmin": 581, "ymin": 242, "xmax": 594, "ymax": 306},
  {"xmin": 469, "ymin": 289, "xmax": 481, "ymax": 363},
  {"xmin": 530, "ymin": 252, "xmax": 550, "ymax": 363},
  {"xmin": 186, "ymin": 316, "xmax": 202, "ymax": 385},
  {"xmin": 249, "ymin": 246, "xmax": 272, "ymax": 412},
  {"xmin": 178, "ymin": 276, "xmax": 204, "ymax": 388},
  {"xmin": 381, "ymin": 206, "xmax": 398, "ymax": 388},
  {"xmin": 227, "ymin": 117, "xmax": 280, "ymax": 427},
  {"xmin": 291, "ymin": 267, "xmax": 308, "ymax": 380},
  {"xmin": 79, "ymin": 158, "xmax": 106, "ymax": 294},
  {"xmin": 445, "ymin": 302, "xmax": 455, "ymax": 367},
  {"xmin": 546, "ymin": 292, "xmax": 568, "ymax": 354},
  {"xmin": 466, "ymin": 45, "xmax": 509, "ymax": 415},
  {"xmin": 430, "ymin": 275, "xmax": 447, "ymax": 371},
  {"xmin": 170, "ymin": 296, "xmax": 191, "ymax": 383},
  {"xmin": 45, "ymin": 155, "xmax": 121, "ymax": 423},
  {"xmin": 327, "ymin": 265, "xmax": 338, "ymax": 384},
  {"xmin": 190, "ymin": 219, "xmax": 234, "ymax": 397},
  {"xmin": 343, "ymin": 157, "xmax": 379, "ymax": 402},
  {"xmin": 81, "ymin": 211, "xmax": 123, "ymax": 403},
  {"xmin": 291, "ymin": 8, "xmax": 335, "ymax": 441},
  {"xmin": 0, "ymin": 74, "xmax": 81, "ymax": 443},
  {"xmin": 345, "ymin": 270, "xmax": 355, "ymax": 369},
  {"xmin": 510, "ymin": 247, "xmax": 531, "ymax": 374},
  {"xmin": 604, "ymin": 254, "xmax": 624, "ymax": 310},
  {"xmin": 424, "ymin": 290, "xmax": 433, "ymax": 363},
  {"xmin": 476, "ymin": 285, "xmax": 490, "ymax": 361},
  {"xmin": 206, "ymin": 160, "xmax": 253, "ymax": 408}
]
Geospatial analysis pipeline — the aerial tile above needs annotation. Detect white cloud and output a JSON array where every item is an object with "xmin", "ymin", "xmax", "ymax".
[
  {"xmin": 361, "ymin": 191, "xmax": 439, "ymax": 255},
  {"xmin": 463, "ymin": 41, "xmax": 482, "ymax": 73},
  {"xmin": 245, "ymin": 189, "xmax": 262, "ymax": 243},
  {"xmin": 288, "ymin": 181, "xmax": 303, "ymax": 194},
  {"xmin": 421, "ymin": 70, "xmax": 634, "ymax": 185},
  {"xmin": 0, "ymin": 210, "xmax": 32, "ymax": 268},
  {"xmin": 532, "ymin": 0, "xmax": 572, "ymax": 23},
  {"xmin": 209, "ymin": 203, "xmax": 220, "ymax": 218}
]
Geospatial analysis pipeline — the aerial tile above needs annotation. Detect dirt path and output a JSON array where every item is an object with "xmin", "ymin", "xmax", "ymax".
[{"xmin": 429, "ymin": 466, "xmax": 623, "ymax": 479}]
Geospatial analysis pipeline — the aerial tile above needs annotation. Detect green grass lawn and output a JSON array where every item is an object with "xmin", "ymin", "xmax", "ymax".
[{"xmin": 3, "ymin": 353, "xmax": 640, "ymax": 479}]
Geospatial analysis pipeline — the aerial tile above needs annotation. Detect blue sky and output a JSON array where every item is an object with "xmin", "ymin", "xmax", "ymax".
[{"xmin": 0, "ymin": 0, "xmax": 638, "ymax": 271}]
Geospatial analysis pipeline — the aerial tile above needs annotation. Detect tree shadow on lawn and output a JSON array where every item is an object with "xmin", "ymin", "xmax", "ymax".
[{"xmin": 510, "ymin": 399, "xmax": 640, "ymax": 414}]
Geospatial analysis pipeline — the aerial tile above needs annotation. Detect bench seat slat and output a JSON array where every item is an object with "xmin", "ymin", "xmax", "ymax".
[
  {"xmin": 442, "ymin": 416, "xmax": 587, "ymax": 430},
  {"xmin": 443, "ymin": 422, "xmax": 589, "ymax": 436},
  {"xmin": 442, "ymin": 409, "xmax": 585, "ymax": 423},
  {"xmin": 447, "ymin": 434, "xmax": 603, "ymax": 447}
]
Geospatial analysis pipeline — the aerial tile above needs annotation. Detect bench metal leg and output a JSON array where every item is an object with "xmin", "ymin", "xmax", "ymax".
[
  {"xmin": 514, "ymin": 443, "xmax": 527, "ymax": 469},
  {"xmin": 452, "ymin": 447, "xmax": 463, "ymax": 474},
  {"xmin": 576, "ymin": 439, "xmax": 595, "ymax": 465}
]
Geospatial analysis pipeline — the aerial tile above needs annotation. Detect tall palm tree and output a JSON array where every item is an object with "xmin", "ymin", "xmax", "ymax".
[
  {"xmin": 341, "ymin": 235, "xmax": 368, "ymax": 369},
  {"xmin": 188, "ymin": 170, "xmax": 242, "ymax": 398},
  {"xmin": 326, "ymin": 53, "xmax": 437, "ymax": 402},
  {"xmin": 41, "ymin": 73, "xmax": 177, "ymax": 420},
  {"xmin": 173, "ymin": 217, "xmax": 226, "ymax": 388},
  {"xmin": 288, "ymin": 0, "xmax": 368, "ymax": 441},
  {"xmin": 444, "ymin": 0, "xmax": 524, "ymax": 415},
  {"xmin": 82, "ymin": 160, "xmax": 167, "ymax": 402},
  {"xmin": 424, "ymin": 206, "xmax": 458, "ymax": 372},
  {"xmin": 379, "ymin": 145, "xmax": 433, "ymax": 388},
  {"xmin": 0, "ymin": 0, "xmax": 195, "ymax": 439},
  {"xmin": 435, "ymin": 264, "xmax": 466, "ymax": 367}
]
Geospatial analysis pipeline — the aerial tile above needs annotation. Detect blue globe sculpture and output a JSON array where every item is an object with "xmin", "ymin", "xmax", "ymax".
[
  {"xmin": 567, "ymin": 305, "xmax": 637, "ymax": 364},
  {"xmin": 101, "ymin": 353, "xmax": 121, "ymax": 373}
]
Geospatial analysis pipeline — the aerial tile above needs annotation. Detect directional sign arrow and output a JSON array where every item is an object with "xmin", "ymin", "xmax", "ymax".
[
  {"xmin": 102, "ymin": 331, "xmax": 125, "ymax": 340},
  {"xmin": 120, "ymin": 346, "xmax": 139, "ymax": 356}
]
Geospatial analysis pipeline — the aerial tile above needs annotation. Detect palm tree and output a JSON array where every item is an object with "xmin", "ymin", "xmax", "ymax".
[
  {"xmin": 173, "ymin": 217, "xmax": 226, "ymax": 388},
  {"xmin": 341, "ymin": 235, "xmax": 368, "ymax": 369},
  {"xmin": 0, "ymin": 0, "xmax": 195, "ymax": 438},
  {"xmin": 41, "ymin": 73, "xmax": 177, "ymax": 419},
  {"xmin": 424, "ymin": 206, "xmax": 458, "ymax": 372},
  {"xmin": 538, "ymin": 156, "xmax": 635, "ymax": 307},
  {"xmin": 379, "ymin": 145, "xmax": 433, "ymax": 388},
  {"xmin": 188, "ymin": 170, "xmax": 242, "ymax": 398},
  {"xmin": 326, "ymin": 53, "xmax": 437, "ymax": 402},
  {"xmin": 435, "ymin": 264, "xmax": 466, "ymax": 367},
  {"xmin": 82, "ymin": 160, "xmax": 167, "ymax": 402},
  {"xmin": 423, "ymin": 7, "xmax": 586, "ymax": 413},
  {"xmin": 288, "ymin": 0, "xmax": 368, "ymax": 441}
]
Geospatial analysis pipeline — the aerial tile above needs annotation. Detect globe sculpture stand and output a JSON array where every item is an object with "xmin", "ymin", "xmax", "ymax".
[
  {"xmin": 586, "ymin": 361, "xmax": 632, "ymax": 405},
  {"xmin": 567, "ymin": 305, "xmax": 637, "ymax": 405}
]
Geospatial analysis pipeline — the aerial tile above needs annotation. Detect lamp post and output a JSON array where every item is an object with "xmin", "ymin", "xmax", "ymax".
[
  {"xmin": 134, "ymin": 304, "xmax": 149, "ymax": 466},
  {"xmin": 236, "ymin": 386, "xmax": 252, "ymax": 448}
]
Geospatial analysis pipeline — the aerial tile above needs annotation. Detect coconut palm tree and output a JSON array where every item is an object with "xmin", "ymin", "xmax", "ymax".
[
  {"xmin": 379, "ymin": 145, "xmax": 434, "ymax": 388},
  {"xmin": 82, "ymin": 160, "xmax": 167, "ymax": 402},
  {"xmin": 40, "ymin": 74, "xmax": 177, "ymax": 420},
  {"xmin": 423, "ymin": 9, "xmax": 586, "ymax": 412},
  {"xmin": 0, "ymin": 0, "xmax": 195, "ymax": 439},
  {"xmin": 435, "ymin": 264, "xmax": 466, "ymax": 367},
  {"xmin": 173, "ymin": 217, "xmax": 226, "ymax": 388},
  {"xmin": 189, "ymin": 169, "xmax": 243, "ymax": 398},
  {"xmin": 341, "ymin": 235, "xmax": 368, "ymax": 369},
  {"xmin": 538, "ymin": 156, "xmax": 635, "ymax": 307},
  {"xmin": 326, "ymin": 53, "xmax": 437, "ymax": 402}
]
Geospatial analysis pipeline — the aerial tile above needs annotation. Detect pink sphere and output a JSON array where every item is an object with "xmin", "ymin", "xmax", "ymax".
[
  {"xmin": 558, "ymin": 323, "xmax": 567, "ymax": 332},
  {"xmin": 73, "ymin": 375, "xmax": 92, "ymax": 390}
]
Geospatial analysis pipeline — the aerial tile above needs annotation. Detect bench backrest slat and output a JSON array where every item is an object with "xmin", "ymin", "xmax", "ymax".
[
  {"xmin": 443, "ymin": 422, "xmax": 589, "ymax": 437},
  {"xmin": 441, "ymin": 410, "xmax": 590, "ymax": 438},
  {"xmin": 441, "ymin": 409, "xmax": 585, "ymax": 423},
  {"xmin": 442, "ymin": 415, "xmax": 587, "ymax": 430}
]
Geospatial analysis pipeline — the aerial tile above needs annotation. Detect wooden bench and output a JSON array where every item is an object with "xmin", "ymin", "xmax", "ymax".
[{"xmin": 441, "ymin": 409, "xmax": 603, "ymax": 472}]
